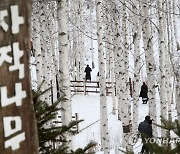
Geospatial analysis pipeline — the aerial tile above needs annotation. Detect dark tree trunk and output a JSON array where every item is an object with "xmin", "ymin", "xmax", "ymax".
[{"xmin": 0, "ymin": 0, "xmax": 39, "ymax": 154}]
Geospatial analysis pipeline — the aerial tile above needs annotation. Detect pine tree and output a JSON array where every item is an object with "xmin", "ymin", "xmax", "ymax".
[
  {"xmin": 32, "ymin": 88, "xmax": 96, "ymax": 154},
  {"xmin": 122, "ymin": 117, "xmax": 180, "ymax": 154},
  {"xmin": 146, "ymin": 117, "xmax": 180, "ymax": 154}
]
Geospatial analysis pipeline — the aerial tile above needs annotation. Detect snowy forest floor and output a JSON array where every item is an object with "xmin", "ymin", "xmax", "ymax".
[{"xmin": 71, "ymin": 93, "xmax": 154, "ymax": 154}]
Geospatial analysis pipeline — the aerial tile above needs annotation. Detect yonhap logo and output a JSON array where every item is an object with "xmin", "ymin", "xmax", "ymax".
[
  {"xmin": 128, "ymin": 133, "xmax": 180, "ymax": 145},
  {"xmin": 144, "ymin": 137, "xmax": 180, "ymax": 144}
]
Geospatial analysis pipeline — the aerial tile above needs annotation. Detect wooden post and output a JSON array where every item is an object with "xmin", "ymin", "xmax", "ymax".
[
  {"xmin": 0, "ymin": 1, "xmax": 39, "ymax": 154},
  {"xmin": 75, "ymin": 113, "xmax": 79, "ymax": 132},
  {"xmin": 84, "ymin": 79, "xmax": 86, "ymax": 95}
]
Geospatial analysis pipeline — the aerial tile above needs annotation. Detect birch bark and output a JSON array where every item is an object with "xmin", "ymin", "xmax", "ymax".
[
  {"xmin": 165, "ymin": 0, "xmax": 173, "ymax": 121},
  {"xmin": 157, "ymin": 0, "xmax": 168, "ymax": 131},
  {"xmin": 95, "ymin": 0, "xmax": 110, "ymax": 153},
  {"xmin": 57, "ymin": 0, "xmax": 72, "ymax": 149},
  {"xmin": 46, "ymin": 2, "xmax": 58, "ymax": 102},
  {"xmin": 89, "ymin": 0, "xmax": 95, "ymax": 69},
  {"xmin": 113, "ymin": 1, "xmax": 132, "ymax": 150},
  {"xmin": 71, "ymin": 0, "xmax": 79, "ymax": 81},
  {"xmin": 140, "ymin": 0, "xmax": 158, "ymax": 135},
  {"xmin": 39, "ymin": 2, "xmax": 51, "ymax": 101},
  {"xmin": 176, "ymin": 74, "xmax": 180, "ymax": 121},
  {"xmin": 105, "ymin": 0, "xmax": 116, "ymax": 114},
  {"xmin": 32, "ymin": 2, "xmax": 43, "ymax": 88},
  {"xmin": 78, "ymin": 0, "xmax": 85, "ymax": 81},
  {"xmin": 131, "ymin": 0, "xmax": 141, "ymax": 134},
  {"xmin": 120, "ymin": 1, "xmax": 132, "ymax": 150}
]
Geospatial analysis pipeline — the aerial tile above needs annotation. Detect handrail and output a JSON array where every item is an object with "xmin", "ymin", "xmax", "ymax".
[{"xmin": 70, "ymin": 80, "xmax": 115, "ymax": 95}]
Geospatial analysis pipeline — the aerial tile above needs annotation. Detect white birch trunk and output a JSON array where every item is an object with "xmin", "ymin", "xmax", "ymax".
[
  {"xmin": 57, "ymin": 0, "xmax": 72, "ymax": 149},
  {"xmin": 104, "ymin": 0, "xmax": 116, "ymax": 114},
  {"xmin": 131, "ymin": 0, "xmax": 141, "ymax": 134},
  {"xmin": 43, "ymin": 4, "xmax": 56, "ymax": 104},
  {"xmin": 95, "ymin": 0, "xmax": 110, "ymax": 153},
  {"xmin": 76, "ymin": 20, "xmax": 81, "ymax": 81},
  {"xmin": 172, "ymin": 0, "xmax": 180, "ymax": 121},
  {"xmin": 157, "ymin": 0, "xmax": 168, "ymax": 136},
  {"xmin": 89, "ymin": 0, "xmax": 95, "ymax": 69},
  {"xmin": 140, "ymin": 0, "xmax": 158, "ymax": 135},
  {"xmin": 176, "ymin": 76, "xmax": 180, "ymax": 121},
  {"xmin": 166, "ymin": 57, "xmax": 173, "ymax": 121},
  {"xmin": 46, "ymin": 2, "xmax": 58, "ymax": 102},
  {"xmin": 109, "ymin": 26, "xmax": 116, "ymax": 115},
  {"xmin": 72, "ymin": 0, "xmax": 79, "ymax": 81},
  {"xmin": 165, "ymin": 0, "xmax": 173, "ymax": 121},
  {"xmin": 172, "ymin": 0, "xmax": 180, "ymax": 50},
  {"xmin": 78, "ymin": 0, "xmax": 85, "ymax": 81},
  {"xmin": 32, "ymin": 2, "xmax": 43, "ymax": 88},
  {"xmin": 120, "ymin": 1, "xmax": 132, "ymax": 150},
  {"xmin": 113, "ymin": 1, "xmax": 132, "ymax": 150},
  {"xmin": 39, "ymin": 2, "xmax": 51, "ymax": 101},
  {"xmin": 109, "ymin": 19, "xmax": 116, "ymax": 115},
  {"xmin": 113, "ymin": 5, "xmax": 125, "ymax": 149},
  {"xmin": 104, "ymin": 9, "xmax": 111, "ymax": 81}
]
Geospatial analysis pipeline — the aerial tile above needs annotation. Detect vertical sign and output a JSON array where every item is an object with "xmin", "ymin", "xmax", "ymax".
[{"xmin": 0, "ymin": 0, "xmax": 39, "ymax": 154}]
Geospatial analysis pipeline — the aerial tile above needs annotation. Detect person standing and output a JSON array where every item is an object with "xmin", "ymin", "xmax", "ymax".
[
  {"xmin": 84, "ymin": 65, "xmax": 92, "ymax": 81},
  {"xmin": 138, "ymin": 116, "xmax": 153, "ymax": 154},
  {"xmin": 96, "ymin": 72, "xmax": 99, "ymax": 87},
  {"xmin": 139, "ymin": 82, "xmax": 148, "ymax": 104}
]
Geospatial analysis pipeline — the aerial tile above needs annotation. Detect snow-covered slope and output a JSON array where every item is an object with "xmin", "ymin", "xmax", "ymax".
[{"xmin": 71, "ymin": 94, "xmax": 150, "ymax": 153}]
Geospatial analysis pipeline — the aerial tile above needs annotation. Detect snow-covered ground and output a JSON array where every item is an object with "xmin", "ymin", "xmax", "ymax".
[{"xmin": 71, "ymin": 94, "xmax": 154, "ymax": 153}]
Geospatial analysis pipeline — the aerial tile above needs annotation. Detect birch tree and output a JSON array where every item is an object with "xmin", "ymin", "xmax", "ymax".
[
  {"xmin": 140, "ymin": 0, "xmax": 158, "ymax": 135},
  {"xmin": 172, "ymin": 0, "xmax": 180, "ymax": 51},
  {"xmin": 175, "ymin": 64, "xmax": 180, "ymax": 121},
  {"xmin": 113, "ymin": 0, "xmax": 132, "ymax": 150},
  {"xmin": 43, "ymin": 3, "xmax": 55, "ymax": 103},
  {"xmin": 131, "ymin": 0, "xmax": 141, "ymax": 134},
  {"xmin": 32, "ymin": 1, "xmax": 43, "ymax": 88},
  {"xmin": 57, "ymin": 0, "xmax": 72, "ymax": 149},
  {"xmin": 89, "ymin": 0, "xmax": 95, "ymax": 69},
  {"xmin": 165, "ymin": 0, "xmax": 174, "ymax": 121},
  {"xmin": 38, "ymin": 1, "xmax": 52, "ymax": 101},
  {"xmin": 71, "ymin": 0, "xmax": 79, "ymax": 81},
  {"xmin": 77, "ymin": 0, "xmax": 85, "ymax": 81},
  {"xmin": 157, "ymin": 0, "xmax": 168, "ymax": 136},
  {"xmin": 104, "ymin": 0, "xmax": 116, "ymax": 114},
  {"xmin": 95, "ymin": 0, "xmax": 110, "ymax": 153},
  {"xmin": 171, "ymin": 0, "xmax": 180, "ymax": 121},
  {"xmin": 120, "ymin": 0, "xmax": 132, "ymax": 150},
  {"xmin": 46, "ymin": 2, "xmax": 59, "ymax": 102}
]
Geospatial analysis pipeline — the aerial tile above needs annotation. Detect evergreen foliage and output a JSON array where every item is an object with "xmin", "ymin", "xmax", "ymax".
[
  {"xmin": 32, "ymin": 88, "xmax": 97, "ymax": 154},
  {"xmin": 124, "ymin": 117, "xmax": 180, "ymax": 154},
  {"xmin": 146, "ymin": 117, "xmax": 180, "ymax": 154}
]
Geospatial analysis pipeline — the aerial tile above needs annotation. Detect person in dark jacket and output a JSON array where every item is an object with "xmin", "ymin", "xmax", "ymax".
[
  {"xmin": 96, "ymin": 72, "xmax": 99, "ymax": 87},
  {"xmin": 138, "ymin": 115, "xmax": 151, "ymax": 133},
  {"xmin": 139, "ymin": 82, "xmax": 148, "ymax": 104},
  {"xmin": 138, "ymin": 116, "xmax": 152, "ymax": 154},
  {"xmin": 84, "ymin": 65, "xmax": 92, "ymax": 81}
]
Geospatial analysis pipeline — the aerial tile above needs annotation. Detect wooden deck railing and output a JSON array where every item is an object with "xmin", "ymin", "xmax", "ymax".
[
  {"xmin": 70, "ymin": 80, "xmax": 115, "ymax": 95},
  {"xmin": 70, "ymin": 78, "xmax": 134, "ymax": 97}
]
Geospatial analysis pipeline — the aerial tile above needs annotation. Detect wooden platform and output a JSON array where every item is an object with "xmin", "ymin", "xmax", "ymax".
[
  {"xmin": 70, "ymin": 80, "xmax": 115, "ymax": 95},
  {"xmin": 70, "ymin": 78, "xmax": 134, "ymax": 97}
]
